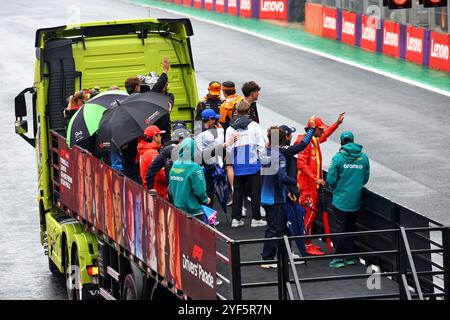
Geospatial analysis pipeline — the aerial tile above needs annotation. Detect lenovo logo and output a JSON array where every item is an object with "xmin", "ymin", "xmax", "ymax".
[
  {"xmin": 260, "ymin": 0, "xmax": 285, "ymax": 13},
  {"xmin": 362, "ymin": 25, "xmax": 376, "ymax": 42},
  {"xmin": 406, "ymin": 33, "xmax": 422, "ymax": 53},
  {"xmin": 342, "ymin": 20, "xmax": 355, "ymax": 36},
  {"xmin": 240, "ymin": 0, "xmax": 251, "ymax": 10},
  {"xmin": 323, "ymin": 14, "xmax": 336, "ymax": 30},
  {"xmin": 431, "ymin": 39, "xmax": 449, "ymax": 61},
  {"xmin": 384, "ymin": 30, "xmax": 398, "ymax": 47}
]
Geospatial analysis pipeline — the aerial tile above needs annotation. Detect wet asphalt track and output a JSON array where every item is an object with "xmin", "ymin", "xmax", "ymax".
[{"xmin": 0, "ymin": 0, "xmax": 449, "ymax": 299}]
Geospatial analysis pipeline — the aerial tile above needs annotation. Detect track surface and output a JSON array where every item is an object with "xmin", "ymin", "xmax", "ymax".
[{"xmin": 0, "ymin": 0, "xmax": 448, "ymax": 299}]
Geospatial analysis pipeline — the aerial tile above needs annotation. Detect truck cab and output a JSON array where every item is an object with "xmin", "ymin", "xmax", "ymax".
[{"xmin": 14, "ymin": 18, "xmax": 198, "ymax": 300}]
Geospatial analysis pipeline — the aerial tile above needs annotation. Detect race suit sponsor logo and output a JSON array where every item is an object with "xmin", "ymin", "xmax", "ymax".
[
  {"xmin": 323, "ymin": 14, "xmax": 336, "ymax": 30},
  {"xmin": 384, "ymin": 30, "xmax": 399, "ymax": 47},
  {"xmin": 362, "ymin": 25, "xmax": 376, "ymax": 42},
  {"xmin": 182, "ymin": 245, "xmax": 214, "ymax": 289},
  {"xmin": 342, "ymin": 20, "xmax": 355, "ymax": 36},
  {"xmin": 407, "ymin": 33, "xmax": 423, "ymax": 53},
  {"xmin": 431, "ymin": 39, "xmax": 449, "ymax": 60},
  {"xmin": 343, "ymin": 164, "xmax": 364, "ymax": 169},
  {"xmin": 260, "ymin": 0, "xmax": 285, "ymax": 13}
]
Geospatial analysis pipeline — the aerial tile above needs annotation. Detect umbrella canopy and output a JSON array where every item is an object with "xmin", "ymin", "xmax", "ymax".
[
  {"xmin": 66, "ymin": 90, "xmax": 128, "ymax": 148},
  {"xmin": 285, "ymin": 200, "xmax": 307, "ymax": 257},
  {"xmin": 88, "ymin": 90, "xmax": 129, "ymax": 107},
  {"xmin": 97, "ymin": 91, "xmax": 170, "ymax": 150}
]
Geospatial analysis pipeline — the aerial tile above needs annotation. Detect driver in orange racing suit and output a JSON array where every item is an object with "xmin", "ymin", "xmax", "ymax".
[{"xmin": 295, "ymin": 113, "xmax": 345, "ymax": 256}]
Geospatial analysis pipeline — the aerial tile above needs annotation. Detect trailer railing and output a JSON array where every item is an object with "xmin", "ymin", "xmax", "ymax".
[{"xmin": 213, "ymin": 226, "xmax": 449, "ymax": 300}]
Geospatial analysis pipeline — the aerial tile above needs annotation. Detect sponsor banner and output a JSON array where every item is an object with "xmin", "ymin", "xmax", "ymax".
[
  {"xmin": 322, "ymin": 6, "xmax": 337, "ymax": 39},
  {"xmin": 382, "ymin": 20, "xmax": 401, "ymax": 57},
  {"xmin": 182, "ymin": 0, "xmax": 192, "ymax": 7},
  {"xmin": 360, "ymin": 15, "xmax": 379, "ymax": 52},
  {"xmin": 405, "ymin": 25, "xmax": 425, "ymax": 65},
  {"xmin": 180, "ymin": 212, "xmax": 217, "ymax": 299},
  {"xmin": 429, "ymin": 31, "xmax": 450, "ymax": 72},
  {"xmin": 227, "ymin": 0, "xmax": 238, "ymax": 15},
  {"xmin": 341, "ymin": 10, "xmax": 358, "ymax": 46},
  {"xmin": 259, "ymin": 0, "xmax": 288, "ymax": 20},
  {"xmin": 204, "ymin": 0, "xmax": 213, "ymax": 10},
  {"xmin": 215, "ymin": 0, "xmax": 225, "ymax": 13},
  {"xmin": 305, "ymin": 2, "xmax": 323, "ymax": 36},
  {"xmin": 54, "ymin": 134, "xmax": 216, "ymax": 299},
  {"xmin": 193, "ymin": 0, "xmax": 202, "ymax": 8},
  {"xmin": 239, "ymin": 0, "xmax": 252, "ymax": 17}
]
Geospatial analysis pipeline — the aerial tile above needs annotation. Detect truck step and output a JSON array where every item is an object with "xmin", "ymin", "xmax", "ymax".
[
  {"xmin": 99, "ymin": 288, "xmax": 116, "ymax": 300},
  {"xmin": 107, "ymin": 266, "xmax": 120, "ymax": 282}
]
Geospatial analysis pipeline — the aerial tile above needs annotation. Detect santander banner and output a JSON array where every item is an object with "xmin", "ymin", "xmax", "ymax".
[
  {"xmin": 429, "ymin": 32, "xmax": 450, "ymax": 72},
  {"xmin": 259, "ymin": 0, "xmax": 288, "ymax": 20},
  {"xmin": 204, "ymin": 0, "xmax": 213, "ymax": 11},
  {"xmin": 405, "ymin": 26, "xmax": 425, "ymax": 65},
  {"xmin": 341, "ymin": 10, "xmax": 357, "ymax": 45},
  {"xmin": 227, "ymin": 0, "xmax": 238, "ymax": 15},
  {"xmin": 382, "ymin": 20, "xmax": 401, "ymax": 57},
  {"xmin": 360, "ymin": 15, "xmax": 378, "ymax": 52},
  {"xmin": 240, "ymin": 0, "xmax": 252, "ymax": 17},
  {"xmin": 215, "ymin": 0, "xmax": 225, "ymax": 13},
  {"xmin": 322, "ymin": 7, "xmax": 337, "ymax": 39}
]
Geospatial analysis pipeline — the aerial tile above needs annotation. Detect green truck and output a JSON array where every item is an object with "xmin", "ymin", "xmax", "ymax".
[{"xmin": 14, "ymin": 18, "xmax": 202, "ymax": 300}]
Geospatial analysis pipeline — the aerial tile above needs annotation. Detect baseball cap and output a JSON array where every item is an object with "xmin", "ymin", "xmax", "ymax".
[
  {"xmin": 208, "ymin": 81, "xmax": 221, "ymax": 96},
  {"xmin": 222, "ymin": 81, "xmax": 235, "ymax": 89},
  {"xmin": 340, "ymin": 131, "xmax": 354, "ymax": 144},
  {"xmin": 279, "ymin": 125, "xmax": 296, "ymax": 135},
  {"xmin": 307, "ymin": 116, "xmax": 327, "ymax": 129},
  {"xmin": 201, "ymin": 108, "xmax": 221, "ymax": 121},
  {"xmin": 144, "ymin": 125, "xmax": 166, "ymax": 138},
  {"xmin": 171, "ymin": 121, "xmax": 191, "ymax": 141}
]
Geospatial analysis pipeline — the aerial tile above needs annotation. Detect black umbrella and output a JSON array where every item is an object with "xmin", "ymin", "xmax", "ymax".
[
  {"xmin": 97, "ymin": 92, "xmax": 170, "ymax": 149},
  {"xmin": 66, "ymin": 90, "xmax": 129, "ymax": 148}
]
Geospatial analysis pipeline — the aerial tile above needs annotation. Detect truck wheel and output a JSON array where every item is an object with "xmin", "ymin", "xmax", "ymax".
[
  {"xmin": 65, "ymin": 245, "xmax": 82, "ymax": 300},
  {"xmin": 48, "ymin": 256, "xmax": 60, "ymax": 275},
  {"xmin": 122, "ymin": 274, "xmax": 138, "ymax": 300}
]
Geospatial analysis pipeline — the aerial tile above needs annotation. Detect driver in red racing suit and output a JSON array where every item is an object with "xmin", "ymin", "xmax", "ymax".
[{"xmin": 295, "ymin": 113, "xmax": 345, "ymax": 256}]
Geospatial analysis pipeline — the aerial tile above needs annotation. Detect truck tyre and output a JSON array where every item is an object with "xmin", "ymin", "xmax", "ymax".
[
  {"xmin": 122, "ymin": 274, "xmax": 138, "ymax": 300},
  {"xmin": 65, "ymin": 245, "xmax": 82, "ymax": 300},
  {"xmin": 48, "ymin": 256, "xmax": 60, "ymax": 275}
]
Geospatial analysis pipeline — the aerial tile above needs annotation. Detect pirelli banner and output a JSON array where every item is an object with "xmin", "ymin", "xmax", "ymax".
[
  {"xmin": 304, "ymin": 3, "xmax": 449, "ymax": 73},
  {"xmin": 53, "ymin": 132, "xmax": 217, "ymax": 300}
]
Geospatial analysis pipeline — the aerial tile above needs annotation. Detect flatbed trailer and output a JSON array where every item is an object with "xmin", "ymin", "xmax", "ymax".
[
  {"xmin": 14, "ymin": 16, "xmax": 450, "ymax": 300},
  {"xmin": 50, "ymin": 131, "xmax": 450, "ymax": 300}
]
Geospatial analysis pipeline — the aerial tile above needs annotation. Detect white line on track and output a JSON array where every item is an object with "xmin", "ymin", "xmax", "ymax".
[{"xmin": 125, "ymin": 0, "xmax": 450, "ymax": 98}]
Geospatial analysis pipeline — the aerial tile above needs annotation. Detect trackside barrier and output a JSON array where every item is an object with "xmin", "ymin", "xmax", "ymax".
[
  {"xmin": 157, "ymin": 0, "xmax": 290, "ymax": 20},
  {"xmin": 305, "ymin": 2, "xmax": 450, "ymax": 73}
]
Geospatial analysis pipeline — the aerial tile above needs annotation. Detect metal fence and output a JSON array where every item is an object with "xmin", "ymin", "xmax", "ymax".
[{"xmin": 307, "ymin": 0, "xmax": 450, "ymax": 33}]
